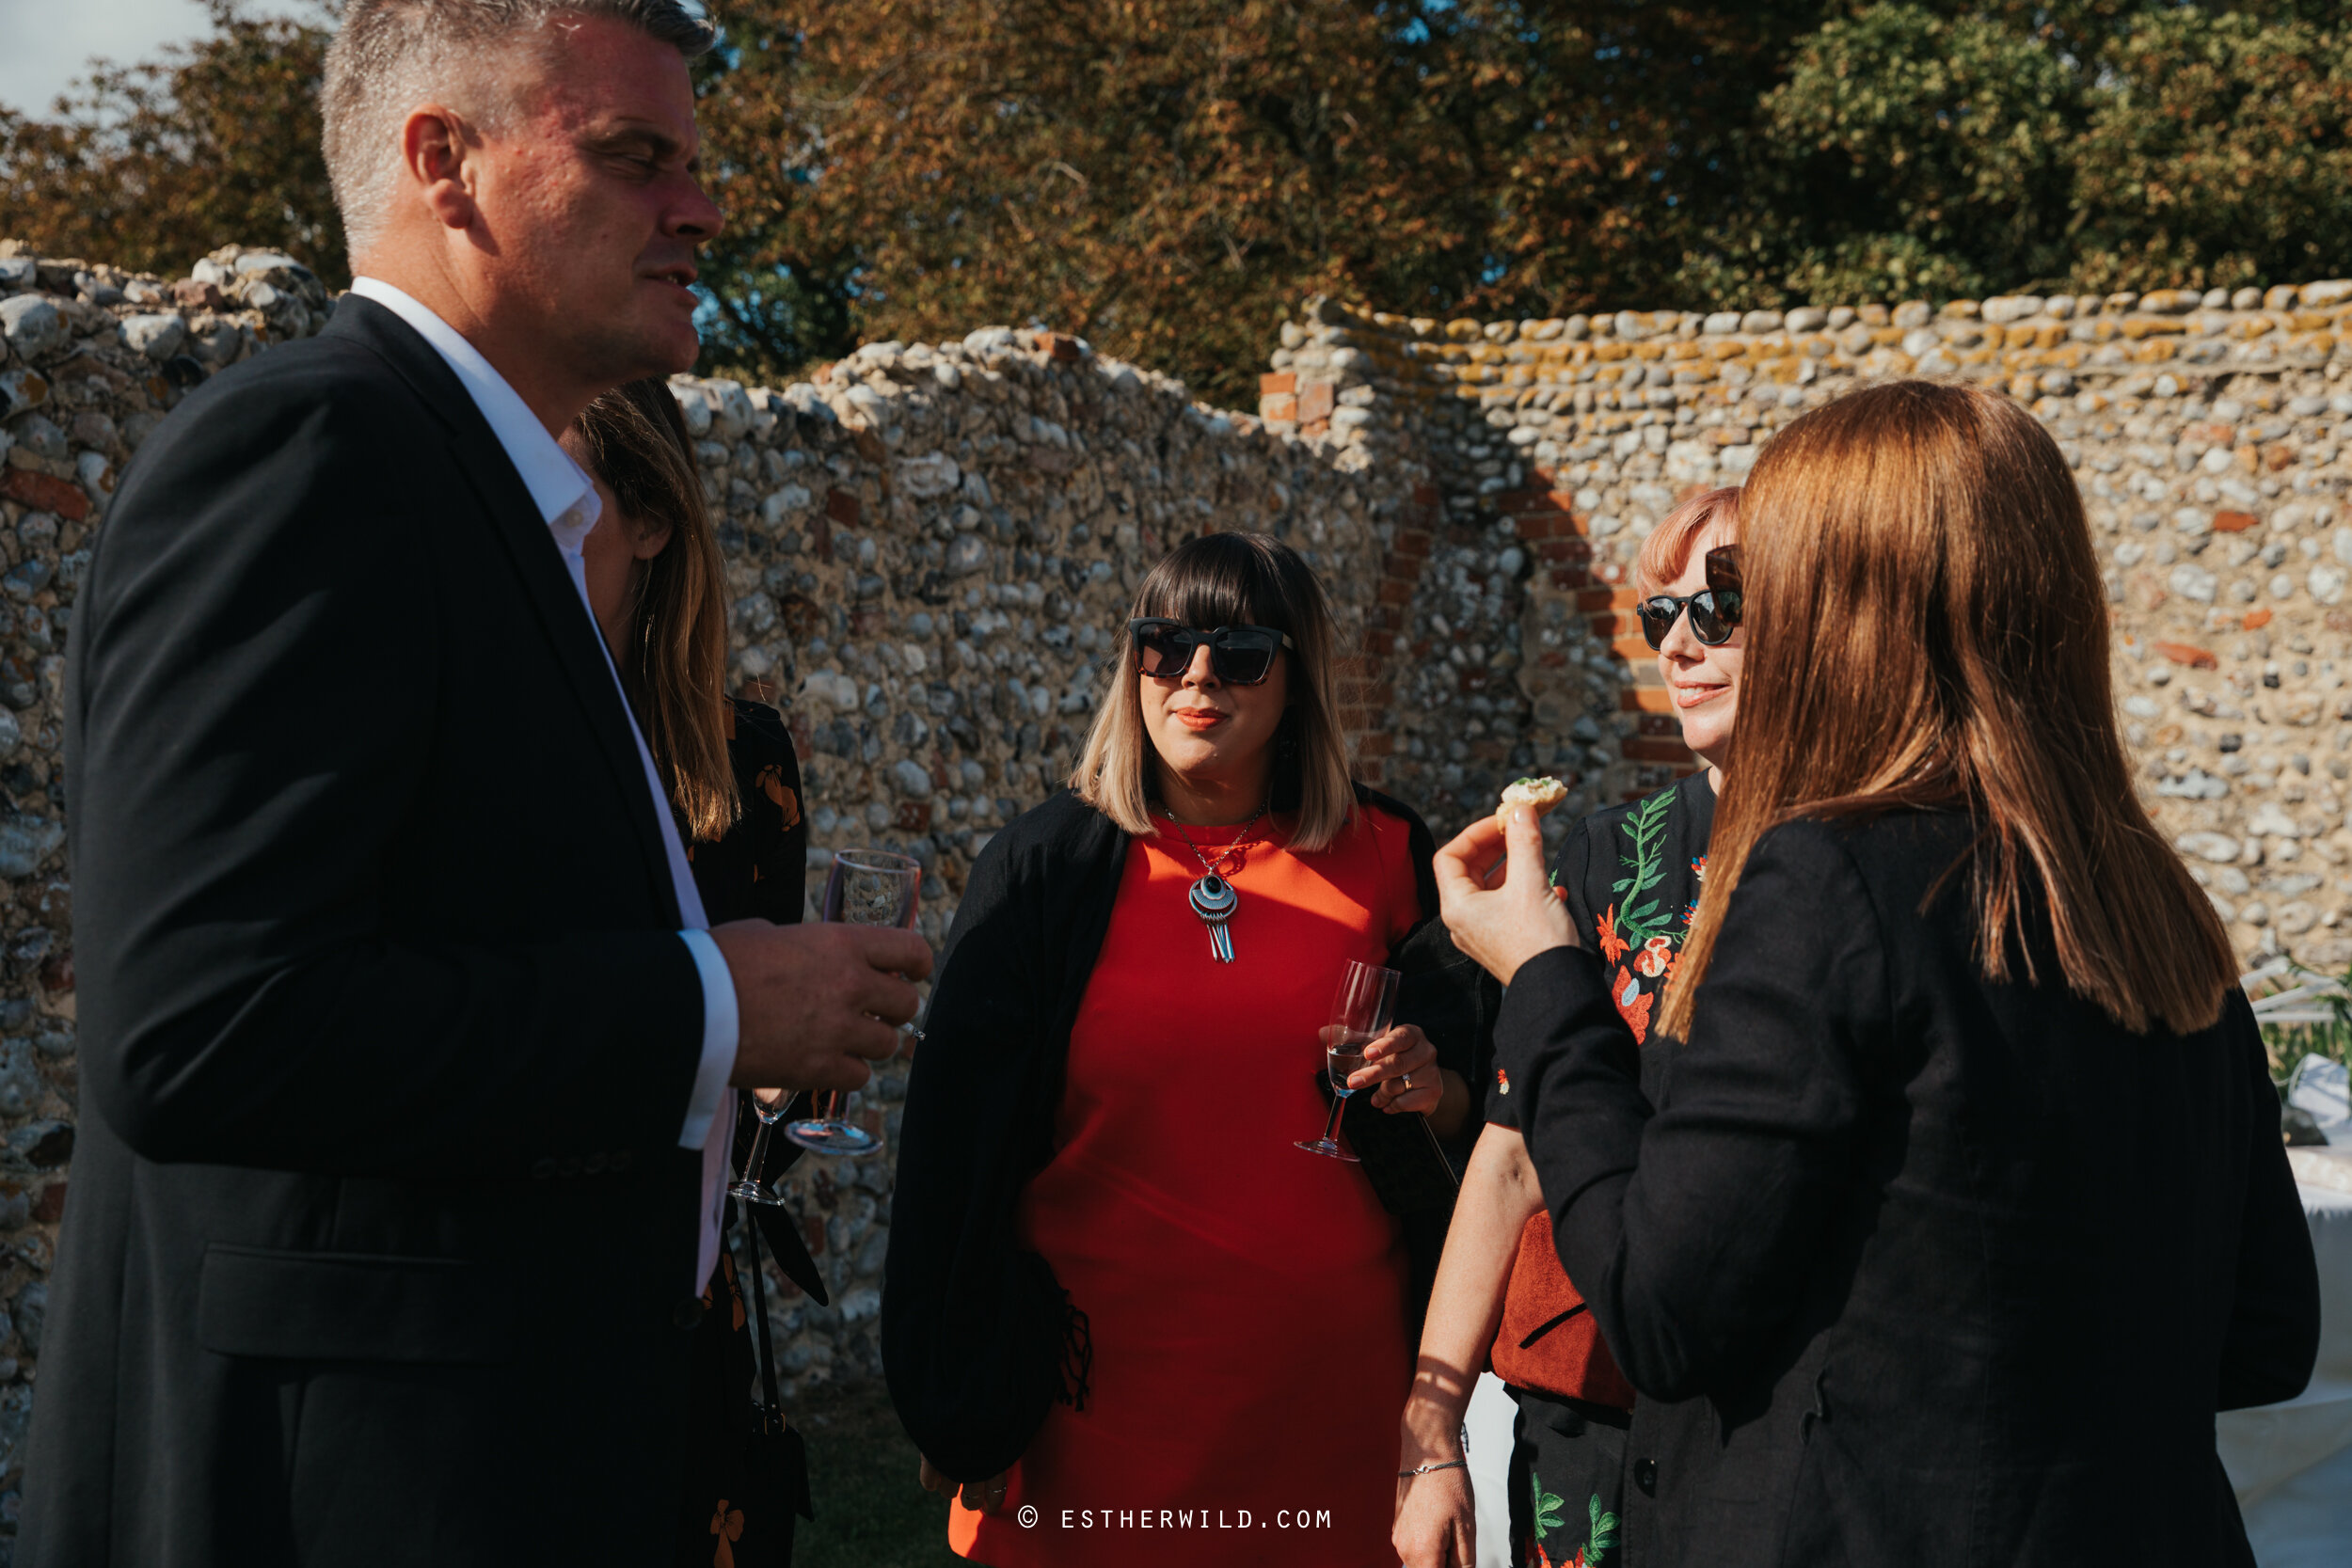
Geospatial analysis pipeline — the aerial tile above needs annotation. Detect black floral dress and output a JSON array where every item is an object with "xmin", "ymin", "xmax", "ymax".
[
  {"xmin": 1487, "ymin": 769, "xmax": 1714, "ymax": 1568},
  {"xmin": 675, "ymin": 698, "xmax": 812, "ymax": 1568}
]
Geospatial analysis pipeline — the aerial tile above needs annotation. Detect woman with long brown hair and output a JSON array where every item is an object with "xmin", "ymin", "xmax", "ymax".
[
  {"xmin": 564, "ymin": 379, "xmax": 818, "ymax": 1568},
  {"xmin": 1436, "ymin": 381, "xmax": 2318, "ymax": 1566}
]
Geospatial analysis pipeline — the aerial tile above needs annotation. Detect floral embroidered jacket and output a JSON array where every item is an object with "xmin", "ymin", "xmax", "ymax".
[{"xmin": 1545, "ymin": 770, "xmax": 1714, "ymax": 1050}]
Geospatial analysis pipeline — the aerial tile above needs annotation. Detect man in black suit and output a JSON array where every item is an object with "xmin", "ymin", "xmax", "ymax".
[{"xmin": 19, "ymin": 3, "xmax": 930, "ymax": 1561}]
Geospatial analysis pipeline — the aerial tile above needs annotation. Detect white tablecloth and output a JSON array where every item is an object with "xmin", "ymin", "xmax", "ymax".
[
  {"xmin": 1459, "ymin": 1171, "xmax": 2352, "ymax": 1568},
  {"xmin": 2219, "ymin": 1165, "xmax": 2352, "ymax": 1566}
]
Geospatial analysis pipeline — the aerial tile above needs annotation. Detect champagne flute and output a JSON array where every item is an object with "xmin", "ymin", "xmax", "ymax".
[
  {"xmin": 727, "ymin": 1089, "xmax": 798, "ymax": 1205},
  {"xmin": 786, "ymin": 847, "xmax": 922, "ymax": 1156},
  {"xmin": 1295, "ymin": 958, "xmax": 1401, "ymax": 1162}
]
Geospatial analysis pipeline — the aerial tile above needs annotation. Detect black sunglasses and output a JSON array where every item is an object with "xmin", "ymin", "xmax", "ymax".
[
  {"xmin": 1638, "ymin": 546, "xmax": 1744, "ymax": 650},
  {"xmin": 1129, "ymin": 619, "xmax": 1295, "ymax": 687}
]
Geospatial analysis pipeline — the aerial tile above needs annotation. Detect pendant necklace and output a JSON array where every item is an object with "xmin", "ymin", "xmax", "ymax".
[{"xmin": 1156, "ymin": 800, "xmax": 1271, "ymax": 964}]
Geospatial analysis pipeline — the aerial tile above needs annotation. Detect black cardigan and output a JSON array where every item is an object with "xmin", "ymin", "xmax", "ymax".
[
  {"xmin": 882, "ymin": 784, "xmax": 1491, "ymax": 1482},
  {"xmin": 1498, "ymin": 807, "xmax": 2320, "ymax": 1567}
]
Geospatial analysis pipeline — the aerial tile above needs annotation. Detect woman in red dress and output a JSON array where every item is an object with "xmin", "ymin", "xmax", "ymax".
[{"xmin": 885, "ymin": 531, "xmax": 1482, "ymax": 1566}]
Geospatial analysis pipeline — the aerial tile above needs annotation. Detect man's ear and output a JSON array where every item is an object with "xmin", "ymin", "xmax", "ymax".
[{"xmin": 402, "ymin": 105, "xmax": 481, "ymax": 231}]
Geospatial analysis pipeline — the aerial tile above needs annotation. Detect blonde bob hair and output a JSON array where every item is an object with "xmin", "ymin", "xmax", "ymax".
[
  {"xmin": 1661, "ymin": 381, "xmax": 2233, "ymax": 1042},
  {"xmin": 1071, "ymin": 531, "xmax": 1355, "ymax": 850}
]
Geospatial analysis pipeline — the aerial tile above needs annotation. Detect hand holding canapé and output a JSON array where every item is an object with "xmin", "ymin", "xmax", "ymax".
[{"xmin": 1434, "ymin": 806, "xmax": 1577, "ymax": 987}]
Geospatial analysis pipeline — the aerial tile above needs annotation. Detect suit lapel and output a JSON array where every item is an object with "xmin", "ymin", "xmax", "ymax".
[{"xmin": 326, "ymin": 298, "xmax": 683, "ymax": 927}]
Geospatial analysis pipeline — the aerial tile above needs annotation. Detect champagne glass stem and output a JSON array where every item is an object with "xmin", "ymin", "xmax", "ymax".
[
  {"xmin": 739, "ymin": 1117, "xmax": 774, "ymax": 1188},
  {"xmin": 1318, "ymin": 1091, "xmax": 1344, "ymax": 1148}
]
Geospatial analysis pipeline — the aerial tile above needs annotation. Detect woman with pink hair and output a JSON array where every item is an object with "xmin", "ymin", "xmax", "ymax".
[{"xmin": 1395, "ymin": 487, "xmax": 1742, "ymax": 1568}]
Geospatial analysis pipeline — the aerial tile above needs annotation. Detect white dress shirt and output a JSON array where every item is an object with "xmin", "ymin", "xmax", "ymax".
[{"xmin": 350, "ymin": 277, "xmax": 739, "ymax": 1292}]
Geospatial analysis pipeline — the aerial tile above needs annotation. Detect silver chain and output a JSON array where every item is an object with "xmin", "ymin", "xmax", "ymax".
[{"xmin": 1156, "ymin": 800, "xmax": 1271, "ymax": 879}]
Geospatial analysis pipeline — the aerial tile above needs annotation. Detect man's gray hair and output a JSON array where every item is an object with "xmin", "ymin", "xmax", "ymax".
[{"xmin": 323, "ymin": 0, "xmax": 715, "ymax": 259}]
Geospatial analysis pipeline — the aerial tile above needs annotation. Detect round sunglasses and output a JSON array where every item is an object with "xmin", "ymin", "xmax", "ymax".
[
  {"xmin": 1638, "ymin": 545, "xmax": 1744, "ymax": 650},
  {"xmin": 1129, "ymin": 618, "xmax": 1295, "ymax": 687}
]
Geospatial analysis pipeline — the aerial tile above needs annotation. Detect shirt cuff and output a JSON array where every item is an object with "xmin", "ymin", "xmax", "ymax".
[{"xmin": 675, "ymin": 928, "xmax": 739, "ymax": 1149}]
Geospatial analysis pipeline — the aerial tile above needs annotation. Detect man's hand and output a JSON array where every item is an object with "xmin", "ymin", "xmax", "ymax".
[
  {"xmin": 1434, "ymin": 806, "xmax": 1576, "ymax": 987},
  {"xmin": 711, "ymin": 920, "xmax": 933, "ymax": 1092}
]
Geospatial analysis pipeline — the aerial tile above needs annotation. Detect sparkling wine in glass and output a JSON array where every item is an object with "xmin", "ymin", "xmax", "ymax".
[
  {"xmin": 1296, "ymin": 958, "xmax": 1400, "ymax": 1162},
  {"xmin": 786, "ymin": 848, "xmax": 922, "ymax": 1157}
]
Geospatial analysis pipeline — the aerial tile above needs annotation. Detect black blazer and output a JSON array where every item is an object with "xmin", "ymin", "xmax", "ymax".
[
  {"xmin": 1498, "ymin": 808, "xmax": 2319, "ymax": 1568},
  {"xmin": 882, "ymin": 784, "xmax": 1491, "ymax": 1482},
  {"xmin": 25, "ymin": 298, "xmax": 720, "ymax": 1566}
]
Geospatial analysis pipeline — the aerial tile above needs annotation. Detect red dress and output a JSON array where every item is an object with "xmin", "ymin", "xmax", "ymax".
[{"xmin": 950, "ymin": 805, "xmax": 1424, "ymax": 1567}]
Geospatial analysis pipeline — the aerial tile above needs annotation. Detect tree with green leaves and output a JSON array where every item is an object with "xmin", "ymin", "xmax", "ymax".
[
  {"xmin": 5, "ymin": 1, "xmax": 2350, "ymax": 401},
  {"xmin": 1689, "ymin": 3, "xmax": 2352, "ymax": 307}
]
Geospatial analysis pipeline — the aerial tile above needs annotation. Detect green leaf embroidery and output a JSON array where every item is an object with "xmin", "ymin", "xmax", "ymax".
[
  {"xmin": 1610, "ymin": 790, "xmax": 1681, "ymax": 948},
  {"xmin": 1585, "ymin": 1494, "xmax": 1621, "ymax": 1566},
  {"xmin": 1529, "ymin": 1474, "xmax": 1567, "ymax": 1542}
]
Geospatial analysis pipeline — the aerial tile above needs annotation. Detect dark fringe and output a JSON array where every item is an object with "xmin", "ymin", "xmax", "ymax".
[{"xmin": 1056, "ymin": 1301, "xmax": 1094, "ymax": 1413}]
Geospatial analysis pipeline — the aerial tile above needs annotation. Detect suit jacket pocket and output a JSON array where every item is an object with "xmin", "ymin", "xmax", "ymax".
[{"xmin": 198, "ymin": 1243, "xmax": 520, "ymax": 1365}]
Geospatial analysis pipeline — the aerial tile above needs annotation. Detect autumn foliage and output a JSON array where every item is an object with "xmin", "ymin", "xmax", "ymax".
[
  {"xmin": 3, "ymin": 3, "xmax": 2349, "ymax": 404},
  {"xmin": 692, "ymin": 0, "xmax": 1814, "ymax": 400},
  {"xmin": 0, "ymin": 2, "xmax": 343, "ymax": 289}
]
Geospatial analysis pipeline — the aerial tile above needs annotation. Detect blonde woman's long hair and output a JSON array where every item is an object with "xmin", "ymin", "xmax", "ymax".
[
  {"xmin": 1660, "ymin": 381, "xmax": 2234, "ymax": 1042},
  {"xmin": 570, "ymin": 379, "xmax": 740, "ymax": 842},
  {"xmin": 1072, "ymin": 531, "xmax": 1356, "ymax": 850}
]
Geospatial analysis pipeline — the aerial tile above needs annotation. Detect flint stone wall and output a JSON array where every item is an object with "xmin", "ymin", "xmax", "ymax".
[
  {"xmin": 6, "ymin": 230, "xmax": 2352, "ymax": 1488},
  {"xmin": 0, "ymin": 239, "xmax": 1419, "ymax": 1465},
  {"xmin": 1262, "ymin": 287, "xmax": 2352, "ymax": 978}
]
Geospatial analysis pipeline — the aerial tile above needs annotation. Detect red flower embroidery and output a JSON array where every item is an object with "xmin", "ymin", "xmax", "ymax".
[
  {"xmin": 1634, "ymin": 934, "xmax": 1674, "ymax": 979},
  {"xmin": 1612, "ymin": 966, "xmax": 1653, "ymax": 1045},
  {"xmin": 755, "ymin": 764, "xmax": 803, "ymax": 832},
  {"xmin": 710, "ymin": 1499, "xmax": 744, "ymax": 1567},
  {"xmin": 1596, "ymin": 907, "xmax": 1629, "ymax": 966}
]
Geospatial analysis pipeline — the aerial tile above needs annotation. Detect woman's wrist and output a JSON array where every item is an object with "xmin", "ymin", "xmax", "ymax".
[{"xmin": 1398, "ymin": 1391, "xmax": 1469, "ymax": 1461}]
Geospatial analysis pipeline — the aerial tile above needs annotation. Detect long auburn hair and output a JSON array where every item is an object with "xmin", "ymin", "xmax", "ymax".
[
  {"xmin": 1660, "ymin": 381, "xmax": 2233, "ymax": 1041},
  {"xmin": 570, "ymin": 379, "xmax": 739, "ymax": 842},
  {"xmin": 1072, "ymin": 531, "xmax": 1356, "ymax": 851}
]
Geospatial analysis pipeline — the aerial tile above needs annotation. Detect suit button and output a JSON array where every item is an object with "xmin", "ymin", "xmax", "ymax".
[
  {"xmin": 1633, "ymin": 1458, "xmax": 1658, "ymax": 1496},
  {"xmin": 673, "ymin": 1297, "xmax": 707, "ymax": 1331}
]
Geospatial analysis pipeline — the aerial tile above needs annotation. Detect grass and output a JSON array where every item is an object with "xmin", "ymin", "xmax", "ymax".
[
  {"xmin": 2247, "ymin": 957, "xmax": 2352, "ymax": 1085},
  {"xmin": 789, "ymin": 1378, "xmax": 964, "ymax": 1568},
  {"xmin": 2261, "ymin": 1018, "xmax": 2352, "ymax": 1081}
]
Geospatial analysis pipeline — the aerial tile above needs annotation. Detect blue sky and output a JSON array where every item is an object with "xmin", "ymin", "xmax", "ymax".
[{"xmin": 0, "ymin": 0, "xmax": 319, "ymax": 116}]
